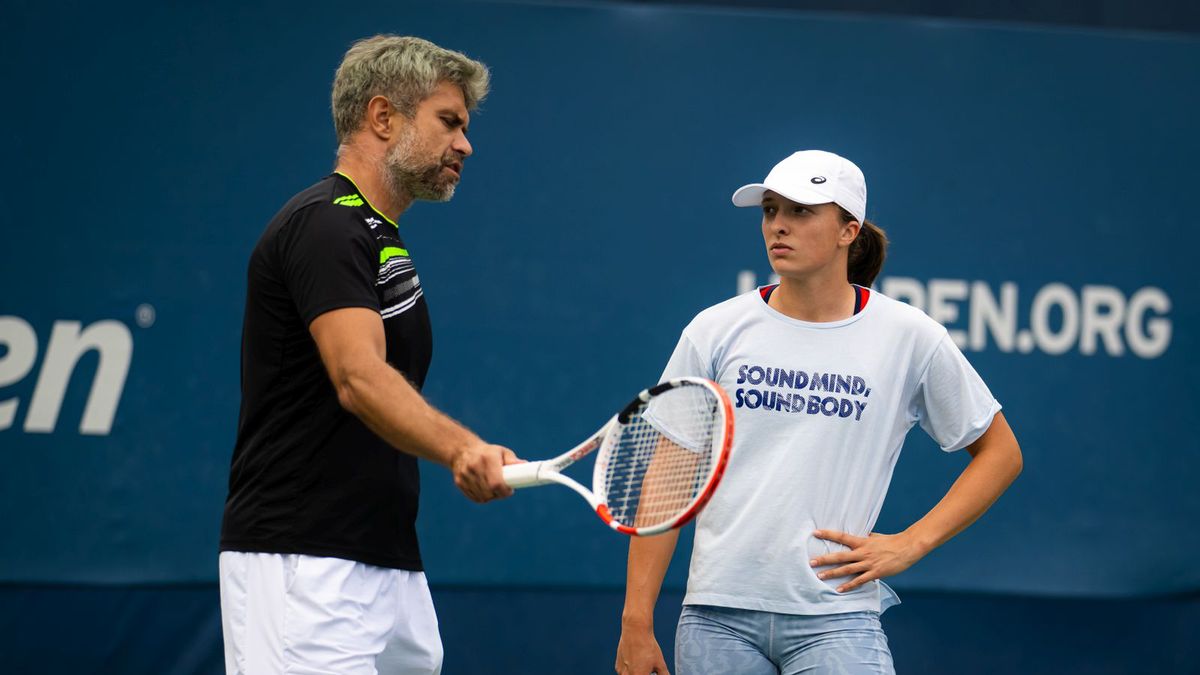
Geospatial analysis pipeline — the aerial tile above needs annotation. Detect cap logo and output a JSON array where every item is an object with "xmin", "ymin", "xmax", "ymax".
[{"xmin": 811, "ymin": 176, "xmax": 827, "ymax": 184}]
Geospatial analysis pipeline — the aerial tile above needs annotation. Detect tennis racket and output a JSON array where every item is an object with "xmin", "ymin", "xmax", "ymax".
[{"xmin": 502, "ymin": 377, "xmax": 734, "ymax": 536}]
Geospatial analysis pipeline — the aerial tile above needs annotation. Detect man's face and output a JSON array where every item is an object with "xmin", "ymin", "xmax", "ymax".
[{"xmin": 384, "ymin": 81, "xmax": 473, "ymax": 202}]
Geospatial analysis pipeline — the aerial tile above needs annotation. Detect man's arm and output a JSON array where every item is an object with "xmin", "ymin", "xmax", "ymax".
[{"xmin": 310, "ymin": 306, "xmax": 518, "ymax": 503}]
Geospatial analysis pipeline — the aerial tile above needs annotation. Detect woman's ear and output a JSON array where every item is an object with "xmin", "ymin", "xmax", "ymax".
[{"xmin": 840, "ymin": 219, "xmax": 862, "ymax": 248}]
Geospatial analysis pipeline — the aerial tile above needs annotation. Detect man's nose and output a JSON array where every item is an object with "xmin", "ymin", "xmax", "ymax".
[{"xmin": 453, "ymin": 131, "xmax": 473, "ymax": 158}]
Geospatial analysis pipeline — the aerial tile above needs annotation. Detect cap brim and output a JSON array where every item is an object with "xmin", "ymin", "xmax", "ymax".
[
  {"xmin": 731, "ymin": 183, "xmax": 836, "ymax": 208},
  {"xmin": 731, "ymin": 184, "xmax": 768, "ymax": 207}
]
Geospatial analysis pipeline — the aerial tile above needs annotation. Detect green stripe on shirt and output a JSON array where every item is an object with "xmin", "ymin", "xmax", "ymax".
[{"xmin": 380, "ymin": 247, "xmax": 409, "ymax": 264}]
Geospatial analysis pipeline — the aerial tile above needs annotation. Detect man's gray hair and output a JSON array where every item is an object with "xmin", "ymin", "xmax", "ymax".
[{"xmin": 331, "ymin": 35, "xmax": 490, "ymax": 145}]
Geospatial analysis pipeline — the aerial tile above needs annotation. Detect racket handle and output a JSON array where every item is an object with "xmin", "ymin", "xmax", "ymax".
[{"xmin": 502, "ymin": 461, "xmax": 549, "ymax": 489}]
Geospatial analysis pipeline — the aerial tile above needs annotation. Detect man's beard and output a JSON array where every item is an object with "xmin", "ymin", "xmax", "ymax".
[{"xmin": 383, "ymin": 126, "xmax": 459, "ymax": 203}]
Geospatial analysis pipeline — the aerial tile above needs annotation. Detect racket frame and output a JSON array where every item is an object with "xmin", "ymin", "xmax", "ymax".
[{"xmin": 502, "ymin": 377, "xmax": 734, "ymax": 536}]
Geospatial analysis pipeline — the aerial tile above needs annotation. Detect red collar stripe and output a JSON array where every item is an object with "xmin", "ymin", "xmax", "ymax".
[{"xmin": 854, "ymin": 286, "xmax": 871, "ymax": 314}]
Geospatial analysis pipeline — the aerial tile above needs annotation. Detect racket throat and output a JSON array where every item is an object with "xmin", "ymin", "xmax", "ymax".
[{"xmin": 595, "ymin": 504, "xmax": 638, "ymax": 535}]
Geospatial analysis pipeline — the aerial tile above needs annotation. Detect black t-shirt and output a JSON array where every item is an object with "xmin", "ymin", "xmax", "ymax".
[{"xmin": 220, "ymin": 173, "xmax": 432, "ymax": 570}]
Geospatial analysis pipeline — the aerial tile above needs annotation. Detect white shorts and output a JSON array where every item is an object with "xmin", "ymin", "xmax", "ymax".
[{"xmin": 219, "ymin": 551, "xmax": 443, "ymax": 675}]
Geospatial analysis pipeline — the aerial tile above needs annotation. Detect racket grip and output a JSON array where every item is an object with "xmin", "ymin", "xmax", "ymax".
[{"xmin": 502, "ymin": 461, "xmax": 549, "ymax": 489}]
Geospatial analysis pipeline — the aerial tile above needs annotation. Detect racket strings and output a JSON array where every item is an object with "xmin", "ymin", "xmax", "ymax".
[{"xmin": 602, "ymin": 385, "xmax": 721, "ymax": 528}]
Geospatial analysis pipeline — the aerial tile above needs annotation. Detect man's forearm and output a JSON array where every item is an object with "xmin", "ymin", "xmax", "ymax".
[
  {"xmin": 337, "ymin": 362, "xmax": 478, "ymax": 467},
  {"xmin": 309, "ymin": 306, "xmax": 515, "ymax": 503}
]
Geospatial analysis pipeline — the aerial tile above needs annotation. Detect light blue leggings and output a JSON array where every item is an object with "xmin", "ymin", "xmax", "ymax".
[{"xmin": 675, "ymin": 605, "xmax": 894, "ymax": 675}]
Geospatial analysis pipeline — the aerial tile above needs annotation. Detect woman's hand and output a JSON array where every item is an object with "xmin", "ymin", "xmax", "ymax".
[
  {"xmin": 810, "ymin": 529, "xmax": 927, "ymax": 593},
  {"xmin": 615, "ymin": 622, "xmax": 670, "ymax": 675}
]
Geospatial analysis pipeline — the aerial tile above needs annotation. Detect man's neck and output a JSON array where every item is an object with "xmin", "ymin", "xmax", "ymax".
[
  {"xmin": 334, "ymin": 145, "xmax": 411, "ymax": 222},
  {"xmin": 769, "ymin": 271, "xmax": 857, "ymax": 323}
]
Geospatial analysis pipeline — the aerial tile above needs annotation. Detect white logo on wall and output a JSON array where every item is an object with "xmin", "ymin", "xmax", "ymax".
[
  {"xmin": 736, "ymin": 273, "xmax": 1171, "ymax": 359},
  {"xmin": 0, "ymin": 314, "xmax": 139, "ymax": 435}
]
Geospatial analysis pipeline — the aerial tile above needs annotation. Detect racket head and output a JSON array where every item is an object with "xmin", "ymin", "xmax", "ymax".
[{"xmin": 593, "ymin": 377, "xmax": 733, "ymax": 536}]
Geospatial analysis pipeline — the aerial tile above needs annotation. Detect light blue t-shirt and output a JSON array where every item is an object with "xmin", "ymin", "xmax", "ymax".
[{"xmin": 661, "ymin": 288, "xmax": 1001, "ymax": 615}]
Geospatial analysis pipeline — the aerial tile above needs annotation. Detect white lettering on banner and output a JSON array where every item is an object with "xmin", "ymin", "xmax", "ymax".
[
  {"xmin": 926, "ymin": 279, "xmax": 969, "ymax": 347},
  {"xmin": 969, "ymin": 281, "xmax": 1017, "ymax": 352},
  {"xmin": 0, "ymin": 317, "xmax": 134, "ymax": 435},
  {"xmin": 734, "ymin": 273, "xmax": 1172, "ymax": 359},
  {"xmin": 0, "ymin": 317, "xmax": 38, "ymax": 430}
]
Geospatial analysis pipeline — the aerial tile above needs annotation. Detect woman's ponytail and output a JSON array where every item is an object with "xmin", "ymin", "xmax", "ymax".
[{"xmin": 845, "ymin": 214, "xmax": 888, "ymax": 287}]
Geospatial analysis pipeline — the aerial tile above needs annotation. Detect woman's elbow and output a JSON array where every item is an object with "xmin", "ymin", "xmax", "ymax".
[{"xmin": 1008, "ymin": 442, "xmax": 1024, "ymax": 481}]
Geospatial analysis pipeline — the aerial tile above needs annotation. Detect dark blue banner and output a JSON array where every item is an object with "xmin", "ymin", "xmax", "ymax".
[{"xmin": 1, "ymin": 0, "xmax": 1196, "ymax": 598}]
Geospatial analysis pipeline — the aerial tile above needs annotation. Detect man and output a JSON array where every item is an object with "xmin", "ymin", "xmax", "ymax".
[{"xmin": 219, "ymin": 35, "xmax": 518, "ymax": 675}]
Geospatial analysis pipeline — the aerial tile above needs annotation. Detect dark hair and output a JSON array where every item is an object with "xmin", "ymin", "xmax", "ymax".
[{"xmin": 839, "ymin": 207, "xmax": 888, "ymax": 287}]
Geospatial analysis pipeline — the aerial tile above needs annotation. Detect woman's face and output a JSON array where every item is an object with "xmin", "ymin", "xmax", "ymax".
[{"xmin": 759, "ymin": 191, "xmax": 858, "ymax": 280}]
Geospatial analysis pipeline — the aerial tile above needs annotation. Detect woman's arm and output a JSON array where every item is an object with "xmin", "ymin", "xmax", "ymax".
[
  {"xmin": 811, "ymin": 411, "xmax": 1022, "ymax": 592},
  {"xmin": 615, "ymin": 530, "xmax": 680, "ymax": 675}
]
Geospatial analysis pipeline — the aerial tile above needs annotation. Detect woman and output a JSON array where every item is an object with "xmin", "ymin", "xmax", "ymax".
[{"xmin": 614, "ymin": 150, "xmax": 1023, "ymax": 675}]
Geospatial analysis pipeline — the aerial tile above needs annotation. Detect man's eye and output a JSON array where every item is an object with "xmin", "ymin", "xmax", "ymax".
[{"xmin": 762, "ymin": 207, "xmax": 776, "ymax": 216}]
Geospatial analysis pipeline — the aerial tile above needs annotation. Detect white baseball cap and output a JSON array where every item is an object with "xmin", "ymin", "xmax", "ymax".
[{"xmin": 731, "ymin": 150, "xmax": 867, "ymax": 223}]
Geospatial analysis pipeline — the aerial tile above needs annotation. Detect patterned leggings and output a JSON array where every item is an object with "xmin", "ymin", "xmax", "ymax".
[{"xmin": 675, "ymin": 605, "xmax": 894, "ymax": 675}]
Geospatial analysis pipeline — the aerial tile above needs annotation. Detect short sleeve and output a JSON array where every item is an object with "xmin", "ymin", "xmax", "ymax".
[
  {"xmin": 910, "ymin": 334, "xmax": 1002, "ymax": 452},
  {"xmin": 643, "ymin": 332, "xmax": 716, "ymax": 452},
  {"xmin": 278, "ymin": 207, "xmax": 379, "ymax": 326},
  {"xmin": 658, "ymin": 332, "xmax": 713, "ymax": 382}
]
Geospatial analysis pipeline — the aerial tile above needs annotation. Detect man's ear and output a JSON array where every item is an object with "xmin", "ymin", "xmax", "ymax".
[{"xmin": 365, "ymin": 95, "xmax": 401, "ymax": 141}]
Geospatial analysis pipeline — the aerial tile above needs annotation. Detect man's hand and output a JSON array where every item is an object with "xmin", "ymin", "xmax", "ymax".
[
  {"xmin": 614, "ymin": 623, "xmax": 669, "ymax": 675},
  {"xmin": 809, "ymin": 529, "xmax": 925, "ymax": 593},
  {"xmin": 451, "ymin": 442, "xmax": 521, "ymax": 503}
]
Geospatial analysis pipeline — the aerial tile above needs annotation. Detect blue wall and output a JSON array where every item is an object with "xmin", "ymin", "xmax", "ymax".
[
  {"xmin": 4, "ymin": 586, "xmax": 1198, "ymax": 674},
  {"xmin": 1, "ymin": 0, "xmax": 1197, "ymax": 671}
]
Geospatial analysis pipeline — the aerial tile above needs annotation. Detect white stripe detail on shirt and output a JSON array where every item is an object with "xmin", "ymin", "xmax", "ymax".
[{"xmin": 381, "ymin": 287, "xmax": 424, "ymax": 319}]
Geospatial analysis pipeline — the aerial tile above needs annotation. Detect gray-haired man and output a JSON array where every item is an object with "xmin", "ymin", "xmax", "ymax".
[{"xmin": 219, "ymin": 35, "xmax": 517, "ymax": 674}]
